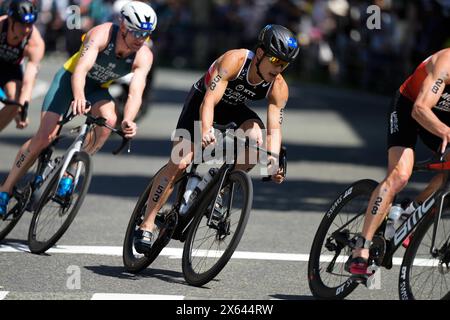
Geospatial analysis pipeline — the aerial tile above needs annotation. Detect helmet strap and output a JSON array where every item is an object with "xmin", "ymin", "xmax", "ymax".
[
  {"xmin": 255, "ymin": 55, "xmax": 266, "ymax": 82},
  {"xmin": 9, "ymin": 20, "xmax": 19, "ymax": 38},
  {"xmin": 121, "ymin": 30, "xmax": 133, "ymax": 51}
]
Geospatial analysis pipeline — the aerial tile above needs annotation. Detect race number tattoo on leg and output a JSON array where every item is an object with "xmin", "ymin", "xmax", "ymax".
[
  {"xmin": 152, "ymin": 177, "xmax": 169, "ymax": 203},
  {"xmin": 371, "ymin": 196, "xmax": 383, "ymax": 215},
  {"xmin": 15, "ymin": 148, "xmax": 30, "ymax": 169}
]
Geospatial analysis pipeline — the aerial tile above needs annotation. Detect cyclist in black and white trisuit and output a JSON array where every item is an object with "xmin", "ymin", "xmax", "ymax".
[
  {"xmin": 0, "ymin": 0, "xmax": 44, "ymax": 132},
  {"xmin": 134, "ymin": 24, "xmax": 300, "ymax": 254}
]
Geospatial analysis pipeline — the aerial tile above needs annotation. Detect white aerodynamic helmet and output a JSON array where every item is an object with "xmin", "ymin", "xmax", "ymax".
[{"xmin": 120, "ymin": 1, "xmax": 157, "ymax": 32}]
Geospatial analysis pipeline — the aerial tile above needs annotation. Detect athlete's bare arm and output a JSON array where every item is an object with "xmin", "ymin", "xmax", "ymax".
[
  {"xmin": 200, "ymin": 49, "xmax": 246, "ymax": 147},
  {"xmin": 21, "ymin": 25, "xmax": 45, "ymax": 106},
  {"xmin": 412, "ymin": 49, "xmax": 450, "ymax": 153},
  {"xmin": 266, "ymin": 75, "xmax": 289, "ymax": 183},
  {"xmin": 121, "ymin": 45, "xmax": 153, "ymax": 138},
  {"xmin": 71, "ymin": 23, "xmax": 112, "ymax": 115}
]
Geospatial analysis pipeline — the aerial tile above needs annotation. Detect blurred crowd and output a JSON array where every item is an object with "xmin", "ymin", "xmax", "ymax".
[{"xmin": 1, "ymin": 0, "xmax": 450, "ymax": 93}]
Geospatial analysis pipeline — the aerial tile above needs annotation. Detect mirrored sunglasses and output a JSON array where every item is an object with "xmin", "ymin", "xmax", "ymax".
[
  {"xmin": 266, "ymin": 55, "xmax": 289, "ymax": 68},
  {"xmin": 130, "ymin": 30, "xmax": 151, "ymax": 39}
]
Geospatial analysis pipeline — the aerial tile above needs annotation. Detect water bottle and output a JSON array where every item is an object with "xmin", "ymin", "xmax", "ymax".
[
  {"xmin": 179, "ymin": 174, "xmax": 202, "ymax": 215},
  {"xmin": 179, "ymin": 168, "xmax": 218, "ymax": 215},
  {"xmin": 42, "ymin": 157, "xmax": 59, "ymax": 178},
  {"xmin": 399, "ymin": 201, "xmax": 417, "ymax": 226},
  {"xmin": 385, "ymin": 204, "xmax": 403, "ymax": 240}
]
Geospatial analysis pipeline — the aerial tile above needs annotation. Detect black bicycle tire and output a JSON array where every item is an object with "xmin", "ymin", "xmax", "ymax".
[
  {"xmin": 399, "ymin": 209, "xmax": 450, "ymax": 300},
  {"xmin": 0, "ymin": 199, "xmax": 27, "ymax": 241},
  {"xmin": 122, "ymin": 166, "xmax": 172, "ymax": 273},
  {"xmin": 28, "ymin": 151, "xmax": 92, "ymax": 254},
  {"xmin": 182, "ymin": 170, "xmax": 253, "ymax": 287},
  {"xmin": 0, "ymin": 163, "xmax": 39, "ymax": 241},
  {"xmin": 308, "ymin": 179, "xmax": 378, "ymax": 299}
]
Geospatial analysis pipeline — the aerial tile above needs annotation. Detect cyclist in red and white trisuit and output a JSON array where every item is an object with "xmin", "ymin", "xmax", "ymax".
[{"xmin": 348, "ymin": 48, "xmax": 450, "ymax": 276}]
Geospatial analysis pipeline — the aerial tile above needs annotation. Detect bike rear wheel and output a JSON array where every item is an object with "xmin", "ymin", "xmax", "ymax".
[
  {"xmin": 0, "ymin": 163, "xmax": 37, "ymax": 241},
  {"xmin": 182, "ymin": 170, "xmax": 252, "ymax": 287},
  {"xmin": 122, "ymin": 166, "xmax": 180, "ymax": 273},
  {"xmin": 399, "ymin": 206, "xmax": 450, "ymax": 300},
  {"xmin": 28, "ymin": 151, "xmax": 92, "ymax": 254},
  {"xmin": 308, "ymin": 179, "xmax": 377, "ymax": 299},
  {"xmin": 0, "ymin": 188, "xmax": 29, "ymax": 241}
]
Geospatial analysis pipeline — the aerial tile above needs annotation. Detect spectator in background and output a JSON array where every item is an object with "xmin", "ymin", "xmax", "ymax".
[
  {"xmin": 155, "ymin": 0, "xmax": 191, "ymax": 68},
  {"xmin": 262, "ymin": 0, "xmax": 302, "ymax": 35},
  {"xmin": 361, "ymin": 0, "xmax": 401, "ymax": 91}
]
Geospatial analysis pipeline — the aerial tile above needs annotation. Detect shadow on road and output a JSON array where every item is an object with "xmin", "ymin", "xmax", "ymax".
[
  {"xmin": 0, "ymin": 170, "xmax": 432, "ymax": 213},
  {"xmin": 84, "ymin": 265, "xmax": 189, "ymax": 285}
]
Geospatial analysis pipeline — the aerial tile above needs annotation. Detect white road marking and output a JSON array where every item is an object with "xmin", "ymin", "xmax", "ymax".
[
  {"xmin": 91, "ymin": 293, "xmax": 184, "ymax": 300},
  {"xmin": 0, "ymin": 291, "xmax": 9, "ymax": 300},
  {"xmin": 0, "ymin": 242, "xmax": 428, "ymax": 266}
]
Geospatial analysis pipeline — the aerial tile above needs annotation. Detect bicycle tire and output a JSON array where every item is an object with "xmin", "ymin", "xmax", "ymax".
[
  {"xmin": 308, "ymin": 179, "xmax": 378, "ymax": 299},
  {"xmin": 0, "ymin": 190, "xmax": 29, "ymax": 241},
  {"xmin": 182, "ymin": 170, "xmax": 252, "ymax": 287},
  {"xmin": 0, "ymin": 165, "xmax": 36, "ymax": 242},
  {"xmin": 28, "ymin": 151, "xmax": 92, "ymax": 254},
  {"xmin": 399, "ymin": 206, "xmax": 450, "ymax": 300},
  {"xmin": 122, "ymin": 165, "xmax": 178, "ymax": 273}
]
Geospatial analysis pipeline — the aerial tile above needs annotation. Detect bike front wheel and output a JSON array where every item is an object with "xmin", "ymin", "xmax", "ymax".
[
  {"xmin": 308, "ymin": 179, "xmax": 377, "ymax": 299},
  {"xmin": 28, "ymin": 151, "xmax": 92, "ymax": 254},
  {"xmin": 399, "ymin": 205, "xmax": 450, "ymax": 300},
  {"xmin": 182, "ymin": 170, "xmax": 253, "ymax": 287}
]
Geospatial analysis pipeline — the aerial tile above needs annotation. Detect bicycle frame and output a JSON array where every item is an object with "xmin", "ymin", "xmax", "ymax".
[
  {"xmin": 26, "ymin": 113, "xmax": 128, "ymax": 212},
  {"xmin": 170, "ymin": 155, "xmax": 235, "ymax": 242},
  {"xmin": 371, "ymin": 163, "xmax": 450, "ymax": 268},
  {"xmin": 27, "ymin": 119, "xmax": 92, "ymax": 212},
  {"xmin": 390, "ymin": 171, "xmax": 450, "ymax": 257},
  {"xmin": 168, "ymin": 125, "xmax": 282, "ymax": 242},
  {"xmin": 328, "ymin": 170, "xmax": 449, "ymax": 271}
]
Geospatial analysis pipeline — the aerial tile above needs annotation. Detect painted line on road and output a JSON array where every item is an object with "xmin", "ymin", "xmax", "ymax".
[
  {"xmin": 0, "ymin": 242, "xmax": 419, "ymax": 266},
  {"xmin": 91, "ymin": 293, "xmax": 184, "ymax": 300},
  {"xmin": 0, "ymin": 291, "xmax": 9, "ymax": 300}
]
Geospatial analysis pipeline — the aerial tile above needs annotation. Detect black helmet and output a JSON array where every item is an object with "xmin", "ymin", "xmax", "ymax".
[
  {"xmin": 8, "ymin": 0, "xmax": 38, "ymax": 24},
  {"xmin": 257, "ymin": 24, "xmax": 299, "ymax": 63}
]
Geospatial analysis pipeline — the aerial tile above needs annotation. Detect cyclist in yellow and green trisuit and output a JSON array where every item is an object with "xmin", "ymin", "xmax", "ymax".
[{"xmin": 0, "ymin": 1, "xmax": 157, "ymax": 216}]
